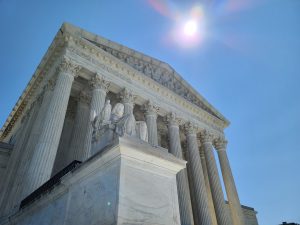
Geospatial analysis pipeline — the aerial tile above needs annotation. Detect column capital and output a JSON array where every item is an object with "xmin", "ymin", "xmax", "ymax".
[
  {"xmin": 89, "ymin": 73, "xmax": 110, "ymax": 91},
  {"xmin": 214, "ymin": 137, "xmax": 228, "ymax": 151},
  {"xmin": 143, "ymin": 100, "xmax": 159, "ymax": 116},
  {"xmin": 200, "ymin": 130, "xmax": 214, "ymax": 144},
  {"xmin": 119, "ymin": 88, "xmax": 136, "ymax": 104},
  {"xmin": 164, "ymin": 112, "xmax": 182, "ymax": 127},
  {"xmin": 77, "ymin": 91, "xmax": 91, "ymax": 105},
  {"xmin": 57, "ymin": 57, "xmax": 81, "ymax": 77},
  {"xmin": 184, "ymin": 122, "xmax": 199, "ymax": 136}
]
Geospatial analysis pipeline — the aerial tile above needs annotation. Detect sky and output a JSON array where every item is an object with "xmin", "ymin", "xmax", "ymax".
[{"xmin": 0, "ymin": 0, "xmax": 299, "ymax": 224}]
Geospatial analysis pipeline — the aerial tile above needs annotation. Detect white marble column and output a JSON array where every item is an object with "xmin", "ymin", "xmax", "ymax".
[
  {"xmin": 200, "ymin": 130, "xmax": 231, "ymax": 225},
  {"xmin": 214, "ymin": 138, "xmax": 245, "ymax": 225},
  {"xmin": 166, "ymin": 113, "xmax": 194, "ymax": 225},
  {"xmin": 84, "ymin": 73, "xmax": 110, "ymax": 157},
  {"xmin": 52, "ymin": 102, "xmax": 76, "ymax": 175},
  {"xmin": 143, "ymin": 101, "xmax": 159, "ymax": 146},
  {"xmin": 3, "ymin": 80, "xmax": 54, "ymax": 214},
  {"xmin": 0, "ymin": 96, "xmax": 41, "ymax": 215},
  {"xmin": 21, "ymin": 57, "xmax": 80, "ymax": 198},
  {"xmin": 68, "ymin": 91, "xmax": 91, "ymax": 162},
  {"xmin": 184, "ymin": 122, "xmax": 212, "ymax": 225},
  {"xmin": 199, "ymin": 146, "xmax": 218, "ymax": 225}
]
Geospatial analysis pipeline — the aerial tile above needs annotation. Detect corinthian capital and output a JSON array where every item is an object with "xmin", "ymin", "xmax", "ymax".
[
  {"xmin": 143, "ymin": 100, "xmax": 159, "ymax": 116},
  {"xmin": 184, "ymin": 122, "xmax": 199, "ymax": 136},
  {"xmin": 214, "ymin": 137, "xmax": 228, "ymax": 151},
  {"xmin": 119, "ymin": 88, "xmax": 136, "ymax": 104},
  {"xmin": 199, "ymin": 130, "xmax": 214, "ymax": 144},
  {"xmin": 57, "ymin": 57, "xmax": 81, "ymax": 77},
  {"xmin": 89, "ymin": 73, "xmax": 110, "ymax": 91},
  {"xmin": 164, "ymin": 112, "xmax": 182, "ymax": 127}
]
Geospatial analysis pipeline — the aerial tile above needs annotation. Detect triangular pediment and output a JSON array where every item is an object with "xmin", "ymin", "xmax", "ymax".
[{"xmin": 64, "ymin": 23, "xmax": 229, "ymax": 123}]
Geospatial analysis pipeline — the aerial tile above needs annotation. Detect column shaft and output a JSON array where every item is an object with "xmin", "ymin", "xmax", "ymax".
[
  {"xmin": 185, "ymin": 123, "xmax": 212, "ymax": 225},
  {"xmin": 0, "ymin": 98, "xmax": 40, "ymax": 215},
  {"xmin": 84, "ymin": 74, "xmax": 109, "ymax": 157},
  {"xmin": 167, "ymin": 115, "xmax": 194, "ymax": 225},
  {"xmin": 4, "ymin": 81, "xmax": 56, "ymax": 214},
  {"xmin": 215, "ymin": 139, "xmax": 245, "ymax": 225},
  {"xmin": 21, "ymin": 58, "xmax": 79, "ymax": 198},
  {"xmin": 52, "ymin": 110, "xmax": 75, "ymax": 175},
  {"xmin": 200, "ymin": 148, "xmax": 218, "ymax": 225},
  {"xmin": 201, "ymin": 131, "xmax": 231, "ymax": 225},
  {"xmin": 68, "ymin": 92, "xmax": 90, "ymax": 162},
  {"xmin": 144, "ymin": 101, "xmax": 159, "ymax": 145},
  {"xmin": 145, "ymin": 114, "xmax": 158, "ymax": 145}
]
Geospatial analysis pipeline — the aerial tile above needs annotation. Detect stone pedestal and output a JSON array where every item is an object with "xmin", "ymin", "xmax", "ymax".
[{"xmin": 3, "ymin": 137, "xmax": 185, "ymax": 225}]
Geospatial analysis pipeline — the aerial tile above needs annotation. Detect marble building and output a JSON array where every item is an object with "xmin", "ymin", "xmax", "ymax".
[{"xmin": 0, "ymin": 23, "xmax": 258, "ymax": 225}]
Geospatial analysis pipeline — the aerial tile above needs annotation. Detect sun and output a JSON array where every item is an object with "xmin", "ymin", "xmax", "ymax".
[{"xmin": 183, "ymin": 19, "xmax": 198, "ymax": 37}]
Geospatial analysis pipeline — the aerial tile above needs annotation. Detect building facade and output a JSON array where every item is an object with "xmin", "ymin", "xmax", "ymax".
[{"xmin": 0, "ymin": 23, "xmax": 258, "ymax": 225}]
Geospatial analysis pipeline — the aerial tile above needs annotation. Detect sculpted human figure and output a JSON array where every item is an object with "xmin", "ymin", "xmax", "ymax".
[
  {"xmin": 92, "ymin": 99, "xmax": 112, "ymax": 130},
  {"xmin": 110, "ymin": 103, "xmax": 124, "ymax": 122}
]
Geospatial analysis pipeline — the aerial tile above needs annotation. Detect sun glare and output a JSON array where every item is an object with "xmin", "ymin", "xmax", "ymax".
[{"xmin": 183, "ymin": 20, "xmax": 198, "ymax": 37}]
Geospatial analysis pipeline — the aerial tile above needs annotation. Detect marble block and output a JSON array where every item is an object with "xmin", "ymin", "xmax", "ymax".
[{"xmin": 3, "ymin": 136, "xmax": 186, "ymax": 225}]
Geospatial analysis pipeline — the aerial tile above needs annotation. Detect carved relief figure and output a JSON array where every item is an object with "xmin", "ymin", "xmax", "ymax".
[{"xmin": 92, "ymin": 100, "xmax": 112, "ymax": 130}]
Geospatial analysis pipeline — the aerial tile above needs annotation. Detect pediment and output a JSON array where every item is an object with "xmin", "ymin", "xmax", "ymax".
[{"xmin": 66, "ymin": 23, "xmax": 228, "ymax": 123}]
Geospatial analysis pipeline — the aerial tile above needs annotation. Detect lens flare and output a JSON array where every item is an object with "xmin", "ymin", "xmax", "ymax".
[
  {"xmin": 147, "ymin": 1, "xmax": 209, "ymax": 48},
  {"xmin": 183, "ymin": 20, "xmax": 198, "ymax": 37}
]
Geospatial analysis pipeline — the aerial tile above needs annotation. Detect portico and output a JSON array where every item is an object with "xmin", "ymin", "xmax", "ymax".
[{"xmin": 0, "ymin": 23, "xmax": 257, "ymax": 225}]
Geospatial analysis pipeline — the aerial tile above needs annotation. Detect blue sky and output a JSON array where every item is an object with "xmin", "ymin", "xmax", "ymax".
[{"xmin": 0, "ymin": 0, "xmax": 299, "ymax": 224}]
